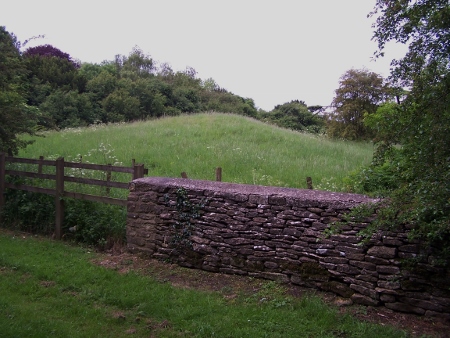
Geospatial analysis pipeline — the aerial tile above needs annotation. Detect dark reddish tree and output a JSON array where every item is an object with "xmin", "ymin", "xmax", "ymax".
[{"xmin": 23, "ymin": 44, "xmax": 79, "ymax": 68}]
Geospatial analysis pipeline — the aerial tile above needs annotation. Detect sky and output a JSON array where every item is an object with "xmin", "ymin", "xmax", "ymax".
[{"xmin": 1, "ymin": 1, "xmax": 407, "ymax": 111}]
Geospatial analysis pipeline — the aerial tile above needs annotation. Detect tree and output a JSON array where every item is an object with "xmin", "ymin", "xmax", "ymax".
[
  {"xmin": 370, "ymin": 0, "xmax": 450, "ymax": 86},
  {"xmin": 23, "ymin": 44, "xmax": 79, "ymax": 68},
  {"xmin": 128, "ymin": 78, "xmax": 166, "ymax": 119},
  {"xmin": 327, "ymin": 69, "xmax": 389, "ymax": 140},
  {"xmin": 358, "ymin": 0, "xmax": 450, "ymax": 265},
  {"xmin": 115, "ymin": 47, "xmax": 155, "ymax": 80},
  {"xmin": 39, "ymin": 90, "xmax": 96, "ymax": 128},
  {"xmin": 23, "ymin": 46, "xmax": 84, "ymax": 92},
  {"xmin": 264, "ymin": 100, "xmax": 325, "ymax": 133},
  {"xmin": 23, "ymin": 44, "xmax": 87, "ymax": 118},
  {"xmin": 79, "ymin": 61, "xmax": 117, "ymax": 82},
  {"xmin": 102, "ymin": 88, "xmax": 141, "ymax": 122},
  {"xmin": 85, "ymin": 70, "xmax": 118, "ymax": 101},
  {"xmin": 0, "ymin": 26, "xmax": 38, "ymax": 155}
]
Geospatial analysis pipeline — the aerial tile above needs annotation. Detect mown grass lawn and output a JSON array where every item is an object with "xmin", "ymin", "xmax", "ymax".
[{"xmin": 0, "ymin": 230, "xmax": 409, "ymax": 338}]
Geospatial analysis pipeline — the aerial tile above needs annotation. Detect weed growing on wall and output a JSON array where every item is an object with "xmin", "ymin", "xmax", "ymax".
[
  {"xmin": 324, "ymin": 202, "xmax": 380, "ymax": 240},
  {"xmin": 164, "ymin": 187, "xmax": 208, "ymax": 250}
]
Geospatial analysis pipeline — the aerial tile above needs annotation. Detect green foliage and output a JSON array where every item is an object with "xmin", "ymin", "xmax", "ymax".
[
  {"xmin": 79, "ymin": 61, "xmax": 117, "ymax": 81},
  {"xmin": 346, "ymin": 162, "xmax": 400, "ymax": 198},
  {"xmin": 164, "ymin": 187, "xmax": 207, "ymax": 249},
  {"xmin": 172, "ymin": 86, "xmax": 201, "ymax": 113},
  {"xmin": 3, "ymin": 28, "xmax": 271, "ymax": 130},
  {"xmin": 40, "ymin": 89, "xmax": 96, "ymax": 128},
  {"xmin": 0, "ymin": 26, "xmax": 38, "ymax": 155},
  {"xmin": 23, "ymin": 52, "xmax": 85, "ymax": 92},
  {"xmin": 115, "ymin": 46, "xmax": 156, "ymax": 79},
  {"xmin": 85, "ymin": 69, "xmax": 117, "ymax": 101},
  {"xmin": 324, "ymin": 202, "xmax": 379, "ymax": 239},
  {"xmin": 128, "ymin": 78, "xmax": 166, "ymax": 119},
  {"xmin": 1, "ymin": 182, "xmax": 55, "ymax": 234},
  {"xmin": 350, "ymin": 0, "xmax": 450, "ymax": 265},
  {"xmin": 65, "ymin": 201, "xmax": 126, "ymax": 249},
  {"xmin": 370, "ymin": 0, "xmax": 450, "ymax": 85},
  {"xmin": 1, "ymin": 145, "xmax": 127, "ymax": 249},
  {"xmin": 327, "ymin": 69, "xmax": 389, "ymax": 140},
  {"xmin": 1, "ymin": 183, "xmax": 126, "ymax": 249},
  {"xmin": 4, "ymin": 27, "xmax": 262, "ymax": 129},
  {"xmin": 102, "ymin": 88, "xmax": 141, "ymax": 122},
  {"xmin": 259, "ymin": 100, "xmax": 325, "ymax": 133},
  {"xmin": 364, "ymin": 102, "xmax": 402, "ymax": 145}
]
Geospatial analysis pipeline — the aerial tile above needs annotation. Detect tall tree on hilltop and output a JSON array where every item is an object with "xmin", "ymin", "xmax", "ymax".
[
  {"xmin": 115, "ymin": 47, "xmax": 155, "ymax": 80},
  {"xmin": 327, "ymin": 69, "xmax": 389, "ymax": 140},
  {"xmin": 23, "ymin": 44, "xmax": 79, "ymax": 68},
  {"xmin": 0, "ymin": 26, "xmax": 38, "ymax": 155},
  {"xmin": 270, "ymin": 100, "xmax": 325, "ymax": 132},
  {"xmin": 22, "ymin": 44, "xmax": 91, "ymax": 127},
  {"xmin": 23, "ymin": 44, "xmax": 85, "ymax": 94}
]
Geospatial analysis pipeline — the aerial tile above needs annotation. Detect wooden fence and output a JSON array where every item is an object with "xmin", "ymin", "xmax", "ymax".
[{"xmin": 0, "ymin": 153, "xmax": 146, "ymax": 239}]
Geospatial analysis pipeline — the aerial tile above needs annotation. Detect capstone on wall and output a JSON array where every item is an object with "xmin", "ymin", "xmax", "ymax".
[{"xmin": 127, "ymin": 177, "xmax": 450, "ymax": 319}]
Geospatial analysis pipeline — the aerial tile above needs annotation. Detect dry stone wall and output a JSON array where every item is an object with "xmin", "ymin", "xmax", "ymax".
[{"xmin": 127, "ymin": 177, "xmax": 450, "ymax": 319}]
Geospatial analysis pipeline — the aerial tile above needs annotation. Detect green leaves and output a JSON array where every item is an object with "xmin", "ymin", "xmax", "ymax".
[
  {"xmin": 259, "ymin": 100, "xmax": 325, "ymax": 133},
  {"xmin": 353, "ymin": 1, "xmax": 450, "ymax": 265},
  {"xmin": 164, "ymin": 187, "xmax": 208, "ymax": 250},
  {"xmin": 371, "ymin": 0, "xmax": 450, "ymax": 85},
  {"xmin": 327, "ymin": 69, "xmax": 390, "ymax": 140},
  {"xmin": 0, "ymin": 26, "xmax": 38, "ymax": 155}
]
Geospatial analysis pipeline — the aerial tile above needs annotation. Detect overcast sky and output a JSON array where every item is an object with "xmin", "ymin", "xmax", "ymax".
[{"xmin": 1, "ymin": 1, "xmax": 407, "ymax": 111}]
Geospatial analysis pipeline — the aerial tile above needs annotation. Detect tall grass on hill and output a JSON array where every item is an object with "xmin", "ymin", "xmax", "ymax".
[
  {"xmin": 19, "ymin": 113, "xmax": 373, "ymax": 191},
  {"xmin": 4, "ymin": 113, "xmax": 373, "ymax": 245}
]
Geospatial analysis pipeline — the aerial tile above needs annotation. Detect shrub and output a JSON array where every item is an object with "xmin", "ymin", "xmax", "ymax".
[
  {"xmin": 65, "ymin": 200, "xmax": 126, "ymax": 249},
  {"xmin": 1, "ymin": 177, "xmax": 126, "ymax": 249},
  {"xmin": 1, "ymin": 184, "xmax": 55, "ymax": 234}
]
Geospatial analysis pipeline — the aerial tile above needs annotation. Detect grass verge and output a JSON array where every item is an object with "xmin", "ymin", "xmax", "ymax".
[{"xmin": 0, "ymin": 230, "xmax": 408, "ymax": 338}]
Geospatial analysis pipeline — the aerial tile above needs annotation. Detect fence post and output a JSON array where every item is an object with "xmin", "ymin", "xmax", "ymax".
[
  {"xmin": 106, "ymin": 164, "xmax": 112, "ymax": 196},
  {"xmin": 55, "ymin": 157, "xmax": 65, "ymax": 240},
  {"xmin": 306, "ymin": 177, "xmax": 313, "ymax": 189},
  {"xmin": 38, "ymin": 156, "xmax": 44, "ymax": 174},
  {"xmin": 0, "ymin": 153, "xmax": 5, "ymax": 214},
  {"xmin": 133, "ymin": 163, "xmax": 145, "ymax": 180},
  {"xmin": 215, "ymin": 167, "xmax": 222, "ymax": 181}
]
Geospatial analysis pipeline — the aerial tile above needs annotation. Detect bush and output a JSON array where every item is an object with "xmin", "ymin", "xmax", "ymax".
[
  {"xmin": 1, "ymin": 178, "xmax": 126, "ymax": 249},
  {"xmin": 65, "ymin": 200, "xmax": 126, "ymax": 248},
  {"xmin": 1, "ymin": 186, "xmax": 55, "ymax": 234}
]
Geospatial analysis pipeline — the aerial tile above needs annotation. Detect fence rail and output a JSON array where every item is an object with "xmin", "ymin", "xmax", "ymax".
[{"xmin": 0, "ymin": 153, "xmax": 147, "ymax": 239}]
